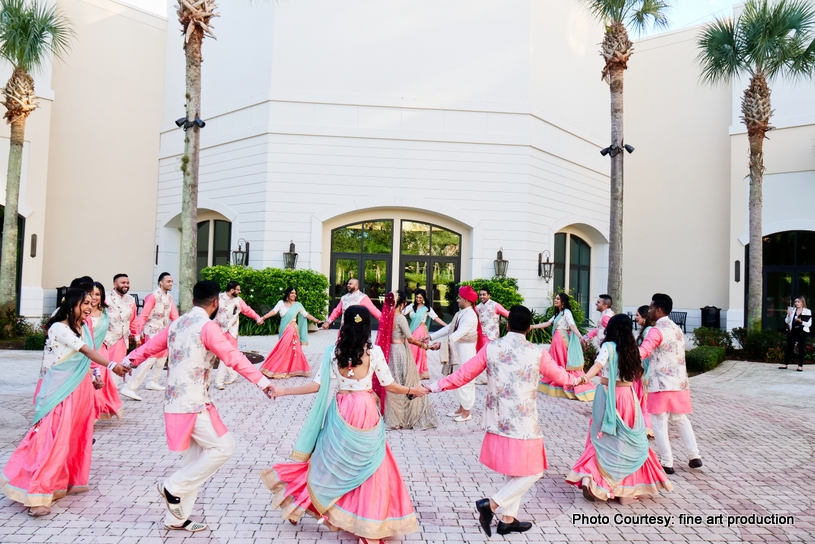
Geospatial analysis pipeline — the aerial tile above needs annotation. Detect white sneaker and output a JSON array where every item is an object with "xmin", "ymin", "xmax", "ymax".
[
  {"xmin": 145, "ymin": 381, "xmax": 165, "ymax": 391},
  {"xmin": 119, "ymin": 386, "xmax": 142, "ymax": 401},
  {"xmin": 224, "ymin": 377, "xmax": 237, "ymax": 385},
  {"xmin": 453, "ymin": 414, "xmax": 472, "ymax": 422},
  {"xmin": 446, "ymin": 411, "xmax": 461, "ymax": 418},
  {"xmin": 215, "ymin": 384, "xmax": 225, "ymax": 390}
]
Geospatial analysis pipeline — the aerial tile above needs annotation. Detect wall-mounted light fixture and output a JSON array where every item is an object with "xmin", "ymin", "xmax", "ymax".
[
  {"xmin": 232, "ymin": 239, "xmax": 250, "ymax": 267},
  {"xmin": 538, "ymin": 250, "xmax": 553, "ymax": 283},
  {"xmin": 283, "ymin": 241, "xmax": 298, "ymax": 270},
  {"xmin": 175, "ymin": 117, "xmax": 206, "ymax": 131},
  {"xmin": 735, "ymin": 260, "xmax": 740, "ymax": 283},
  {"xmin": 493, "ymin": 248, "xmax": 508, "ymax": 278},
  {"xmin": 30, "ymin": 234, "xmax": 37, "ymax": 258}
]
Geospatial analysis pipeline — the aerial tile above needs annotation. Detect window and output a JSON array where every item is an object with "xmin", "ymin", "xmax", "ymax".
[
  {"xmin": 552, "ymin": 232, "xmax": 591, "ymax": 321},
  {"xmin": 196, "ymin": 219, "xmax": 231, "ymax": 280}
]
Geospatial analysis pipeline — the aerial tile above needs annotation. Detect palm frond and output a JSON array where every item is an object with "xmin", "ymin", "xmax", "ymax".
[
  {"xmin": 578, "ymin": 0, "xmax": 671, "ymax": 34},
  {"xmin": 0, "ymin": 0, "xmax": 74, "ymax": 73},
  {"xmin": 578, "ymin": 0, "xmax": 628, "ymax": 26},
  {"xmin": 739, "ymin": 0, "xmax": 815, "ymax": 80},
  {"xmin": 697, "ymin": 15, "xmax": 743, "ymax": 84}
]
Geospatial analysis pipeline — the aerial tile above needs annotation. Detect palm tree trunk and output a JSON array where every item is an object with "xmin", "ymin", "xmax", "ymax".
[
  {"xmin": 607, "ymin": 65, "xmax": 624, "ymax": 314},
  {"xmin": 0, "ymin": 115, "xmax": 26, "ymax": 310},
  {"xmin": 179, "ymin": 29, "xmax": 204, "ymax": 314}
]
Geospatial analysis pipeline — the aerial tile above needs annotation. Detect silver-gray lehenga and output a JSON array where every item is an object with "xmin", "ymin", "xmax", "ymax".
[{"xmin": 384, "ymin": 314, "xmax": 438, "ymax": 430}]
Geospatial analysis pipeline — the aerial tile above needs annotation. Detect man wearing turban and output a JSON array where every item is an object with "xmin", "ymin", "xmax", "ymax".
[{"xmin": 425, "ymin": 285, "xmax": 485, "ymax": 422}]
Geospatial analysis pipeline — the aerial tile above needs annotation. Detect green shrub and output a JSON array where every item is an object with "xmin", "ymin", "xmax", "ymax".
[
  {"xmin": 742, "ymin": 329, "xmax": 785, "ymax": 361},
  {"xmin": 529, "ymin": 289, "xmax": 589, "ymax": 343},
  {"xmin": 731, "ymin": 327, "xmax": 747, "ymax": 350},
  {"xmin": 200, "ymin": 266, "xmax": 330, "ymax": 336},
  {"xmin": 451, "ymin": 277, "xmax": 524, "ymax": 309},
  {"xmin": 24, "ymin": 333, "xmax": 46, "ymax": 351},
  {"xmin": 583, "ymin": 341, "xmax": 598, "ymax": 371},
  {"xmin": 766, "ymin": 347, "xmax": 785, "ymax": 364},
  {"xmin": 686, "ymin": 346, "xmax": 725, "ymax": 373},
  {"xmin": 693, "ymin": 327, "xmax": 733, "ymax": 351}
]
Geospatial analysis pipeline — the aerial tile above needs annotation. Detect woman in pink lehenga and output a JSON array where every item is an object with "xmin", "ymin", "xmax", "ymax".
[
  {"xmin": 259, "ymin": 287, "xmax": 323, "ymax": 379},
  {"xmin": 261, "ymin": 306, "xmax": 427, "ymax": 544},
  {"xmin": 88, "ymin": 282, "xmax": 123, "ymax": 420},
  {"xmin": 402, "ymin": 289, "xmax": 447, "ymax": 379},
  {"xmin": 566, "ymin": 314, "xmax": 672, "ymax": 503},
  {"xmin": 1, "ymin": 289, "xmax": 128, "ymax": 517},
  {"xmin": 634, "ymin": 305, "xmax": 655, "ymax": 437},
  {"xmin": 532, "ymin": 293, "xmax": 595, "ymax": 401}
]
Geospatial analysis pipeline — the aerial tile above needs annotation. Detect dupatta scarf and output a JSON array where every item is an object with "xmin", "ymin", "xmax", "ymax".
[
  {"xmin": 589, "ymin": 342, "xmax": 649, "ymax": 486},
  {"xmin": 638, "ymin": 326, "xmax": 652, "ymax": 380},
  {"xmin": 33, "ymin": 324, "xmax": 94, "ymax": 425},
  {"xmin": 408, "ymin": 305, "xmax": 430, "ymax": 333},
  {"xmin": 91, "ymin": 310, "xmax": 110, "ymax": 350},
  {"xmin": 291, "ymin": 345, "xmax": 386, "ymax": 514},
  {"xmin": 553, "ymin": 310, "xmax": 584, "ymax": 370},
  {"xmin": 372, "ymin": 293, "xmax": 396, "ymax": 412},
  {"xmin": 279, "ymin": 301, "xmax": 309, "ymax": 344}
]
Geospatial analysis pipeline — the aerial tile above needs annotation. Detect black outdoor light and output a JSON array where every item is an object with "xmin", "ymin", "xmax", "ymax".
[
  {"xmin": 175, "ymin": 117, "xmax": 206, "ymax": 131},
  {"xmin": 232, "ymin": 238, "xmax": 250, "ymax": 267},
  {"xmin": 493, "ymin": 248, "xmax": 509, "ymax": 278},
  {"xmin": 283, "ymin": 241, "xmax": 298, "ymax": 270},
  {"xmin": 538, "ymin": 250, "xmax": 553, "ymax": 283},
  {"xmin": 600, "ymin": 143, "xmax": 634, "ymax": 157}
]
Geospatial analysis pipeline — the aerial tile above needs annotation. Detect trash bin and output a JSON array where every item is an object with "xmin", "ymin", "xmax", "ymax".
[{"xmin": 700, "ymin": 306, "xmax": 721, "ymax": 329}]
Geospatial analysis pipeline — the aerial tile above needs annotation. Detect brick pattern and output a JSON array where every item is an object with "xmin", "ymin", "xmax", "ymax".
[{"xmin": 1, "ymin": 341, "xmax": 813, "ymax": 543}]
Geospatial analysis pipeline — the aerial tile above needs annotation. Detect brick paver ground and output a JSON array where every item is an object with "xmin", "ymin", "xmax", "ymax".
[{"xmin": 1, "ymin": 333, "xmax": 813, "ymax": 543}]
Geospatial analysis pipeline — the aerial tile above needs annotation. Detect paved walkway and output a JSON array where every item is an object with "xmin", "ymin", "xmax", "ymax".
[{"xmin": 1, "ymin": 333, "xmax": 813, "ymax": 543}]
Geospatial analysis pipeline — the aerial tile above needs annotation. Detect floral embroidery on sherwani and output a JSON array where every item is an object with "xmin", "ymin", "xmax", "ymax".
[
  {"xmin": 477, "ymin": 300, "xmax": 502, "ymax": 341},
  {"xmin": 145, "ymin": 288, "xmax": 174, "ymax": 337},
  {"xmin": 647, "ymin": 317, "xmax": 689, "ymax": 393},
  {"xmin": 483, "ymin": 333, "xmax": 549, "ymax": 440},
  {"xmin": 215, "ymin": 293, "xmax": 247, "ymax": 338},
  {"xmin": 105, "ymin": 290, "xmax": 135, "ymax": 346},
  {"xmin": 164, "ymin": 308, "xmax": 218, "ymax": 414}
]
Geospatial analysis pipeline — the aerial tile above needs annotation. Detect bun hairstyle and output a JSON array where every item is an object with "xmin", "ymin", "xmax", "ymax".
[
  {"xmin": 336, "ymin": 306, "xmax": 373, "ymax": 369},
  {"xmin": 636, "ymin": 305, "xmax": 654, "ymax": 344},
  {"xmin": 395, "ymin": 290, "xmax": 408, "ymax": 308}
]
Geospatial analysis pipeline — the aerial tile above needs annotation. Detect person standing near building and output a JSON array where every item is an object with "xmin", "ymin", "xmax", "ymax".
[
  {"xmin": 474, "ymin": 286, "xmax": 509, "ymax": 384},
  {"xmin": 213, "ymin": 281, "xmax": 264, "ymax": 390},
  {"xmin": 781, "ymin": 296, "xmax": 811, "ymax": 371},
  {"xmin": 122, "ymin": 281, "xmax": 274, "ymax": 532},
  {"xmin": 428, "ymin": 305, "xmax": 575, "ymax": 536},
  {"xmin": 88, "ymin": 282, "xmax": 122, "ymax": 420},
  {"xmin": 638, "ymin": 293, "xmax": 702, "ymax": 474},
  {"xmin": 425, "ymin": 285, "xmax": 485, "ymax": 422},
  {"xmin": 321, "ymin": 278, "xmax": 382, "ymax": 328},
  {"xmin": 402, "ymin": 288, "xmax": 447, "ymax": 379},
  {"xmin": 582, "ymin": 294, "xmax": 614, "ymax": 350},
  {"xmin": 102, "ymin": 274, "xmax": 139, "ymax": 370},
  {"xmin": 259, "ymin": 287, "xmax": 323, "ymax": 379},
  {"xmin": 121, "ymin": 272, "xmax": 178, "ymax": 401}
]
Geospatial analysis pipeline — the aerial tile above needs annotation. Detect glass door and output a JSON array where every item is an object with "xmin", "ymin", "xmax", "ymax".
[
  {"xmin": 432, "ymin": 261, "xmax": 458, "ymax": 325},
  {"xmin": 763, "ymin": 270, "xmax": 793, "ymax": 332}
]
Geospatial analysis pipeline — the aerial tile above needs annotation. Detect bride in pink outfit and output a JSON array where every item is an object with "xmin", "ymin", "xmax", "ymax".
[{"xmin": 261, "ymin": 306, "xmax": 426, "ymax": 544}]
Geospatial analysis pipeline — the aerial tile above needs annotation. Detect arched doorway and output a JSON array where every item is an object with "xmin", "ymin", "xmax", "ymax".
[
  {"xmin": 750, "ymin": 230, "xmax": 815, "ymax": 330},
  {"xmin": 552, "ymin": 232, "xmax": 592, "ymax": 320},
  {"xmin": 196, "ymin": 218, "xmax": 232, "ymax": 280}
]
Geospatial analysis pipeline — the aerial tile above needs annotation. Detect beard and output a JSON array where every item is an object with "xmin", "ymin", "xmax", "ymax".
[
  {"xmin": 209, "ymin": 308, "xmax": 219, "ymax": 320},
  {"xmin": 115, "ymin": 286, "xmax": 129, "ymax": 295}
]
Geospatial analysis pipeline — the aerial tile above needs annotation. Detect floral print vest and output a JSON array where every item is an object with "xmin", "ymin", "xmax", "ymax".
[
  {"xmin": 216, "ymin": 293, "xmax": 243, "ymax": 338},
  {"xmin": 144, "ymin": 288, "xmax": 174, "ymax": 338},
  {"xmin": 647, "ymin": 317, "xmax": 689, "ymax": 393},
  {"xmin": 477, "ymin": 300, "xmax": 501, "ymax": 341},
  {"xmin": 165, "ymin": 307, "xmax": 217, "ymax": 413},
  {"xmin": 484, "ymin": 333, "xmax": 545, "ymax": 439},
  {"xmin": 105, "ymin": 290, "xmax": 135, "ymax": 345}
]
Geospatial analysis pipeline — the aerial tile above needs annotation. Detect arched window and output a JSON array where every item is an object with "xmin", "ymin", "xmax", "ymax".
[
  {"xmin": 553, "ymin": 232, "xmax": 591, "ymax": 320},
  {"xmin": 197, "ymin": 220, "xmax": 231, "ymax": 280}
]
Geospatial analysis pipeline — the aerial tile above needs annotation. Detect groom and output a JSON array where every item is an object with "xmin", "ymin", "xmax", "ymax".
[{"xmin": 428, "ymin": 305, "xmax": 576, "ymax": 536}]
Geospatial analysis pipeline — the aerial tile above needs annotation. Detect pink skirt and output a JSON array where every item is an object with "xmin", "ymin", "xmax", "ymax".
[
  {"xmin": 648, "ymin": 390, "xmax": 693, "ymax": 415},
  {"xmin": 538, "ymin": 330, "xmax": 595, "ymax": 402},
  {"xmin": 565, "ymin": 386, "xmax": 673, "ymax": 500},
  {"xmin": 409, "ymin": 325, "xmax": 429, "ymax": 377},
  {"xmin": 632, "ymin": 378, "xmax": 652, "ymax": 433},
  {"xmin": 260, "ymin": 391, "xmax": 419, "ymax": 539},
  {"xmin": 2, "ymin": 376, "xmax": 95, "ymax": 507},
  {"xmin": 260, "ymin": 322, "xmax": 311, "ymax": 379},
  {"xmin": 92, "ymin": 363, "xmax": 123, "ymax": 420}
]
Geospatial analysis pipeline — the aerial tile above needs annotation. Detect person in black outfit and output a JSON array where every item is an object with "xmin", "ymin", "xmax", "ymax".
[{"xmin": 780, "ymin": 296, "xmax": 811, "ymax": 371}]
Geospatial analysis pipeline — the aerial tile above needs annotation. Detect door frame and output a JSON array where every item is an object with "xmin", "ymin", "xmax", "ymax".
[{"xmin": 329, "ymin": 253, "xmax": 392, "ymax": 328}]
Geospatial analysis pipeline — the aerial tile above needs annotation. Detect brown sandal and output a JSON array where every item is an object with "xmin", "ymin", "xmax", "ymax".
[{"xmin": 28, "ymin": 506, "xmax": 50, "ymax": 517}]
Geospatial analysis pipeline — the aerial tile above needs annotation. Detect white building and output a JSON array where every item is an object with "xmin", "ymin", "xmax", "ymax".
[{"xmin": 3, "ymin": 0, "xmax": 814, "ymax": 331}]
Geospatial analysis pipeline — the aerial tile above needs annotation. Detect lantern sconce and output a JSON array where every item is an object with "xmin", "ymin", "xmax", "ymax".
[
  {"xmin": 493, "ymin": 248, "xmax": 509, "ymax": 279},
  {"xmin": 538, "ymin": 250, "xmax": 553, "ymax": 283},
  {"xmin": 283, "ymin": 241, "xmax": 298, "ymax": 270},
  {"xmin": 232, "ymin": 238, "xmax": 250, "ymax": 267}
]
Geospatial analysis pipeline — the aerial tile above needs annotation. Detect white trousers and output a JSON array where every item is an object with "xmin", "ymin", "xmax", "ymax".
[
  {"xmin": 492, "ymin": 472, "xmax": 544, "ymax": 518},
  {"xmin": 650, "ymin": 412, "xmax": 700, "ymax": 468},
  {"xmin": 215, "ymin": 362, "xmax": 238, "ymax": 386},
  {"xmin": 127, "ymin": 356, "xmax": 166, "ymax": 390},
  {"xmin": 455, "ymin": 382, "xmax": 476, "ymax": 411},
  {"xmin": 163, "ymin": 410, "xmax": 236, "ymax": 525}
]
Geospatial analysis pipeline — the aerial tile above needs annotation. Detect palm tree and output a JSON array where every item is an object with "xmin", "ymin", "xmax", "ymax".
[
  {"xmin": 698, "ymin": 0, "xmax": 815, "ymax": 331},
  {"xmin": 578, "ymin": 0, "xmax": 669, "ymax": 314},
  {"xmin": 0, "ymin": 0, "xmax": 71, "ymax": 311},
  {"xmin": 177, "ymin": 0, "xmax": 218, "ymax": 312}
]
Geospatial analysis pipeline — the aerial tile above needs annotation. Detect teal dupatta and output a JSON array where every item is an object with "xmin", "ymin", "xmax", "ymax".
[
  {"xmin": 291, "ymin": 345, "xmax": 387, "ymax": 514},
  {"xmin": 279, "ymin": 301, "xmax": 309, "ymax": 344},
  {"xmin": 554, "ymin": 311, "xmax": 585, "ymax": 370},
  {"xmin": 590, "ymin": 342, "xmax": 649, "ymax": 485},
  {"xmin": 32, "ymin": 324, "xmax": 94, "ymax": 425},
  {"xmin": 408, "ymin": 305, "xmax": 430, "ymax": 333},
  {"xmin": 638, "ymin": 326, "xmax": 652, "ymax": 380},
  {"xmin": 92, "ymin": 310, "xmax": 110, "ymax": 350}
]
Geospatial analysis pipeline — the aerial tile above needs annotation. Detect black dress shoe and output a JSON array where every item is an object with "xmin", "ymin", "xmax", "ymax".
[
  {"xmin": 475, "ymin": 498, "xmax": 493, "ymax": 537},
  {"xmin": 662, "ymin": 465, "xmax": 675, "ymax": 475},
  {"xmin": 497, "ymin": 519, "xmax": 532, "ymax": 535},
  {"xmin": 689, "ymin": 458, "xmax": 703, "ymax": 469}
]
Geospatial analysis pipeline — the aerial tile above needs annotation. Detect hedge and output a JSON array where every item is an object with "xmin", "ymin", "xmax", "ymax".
[
  {"xmin": 685, "ymin": 346, "xmax": 726, "ymax": 373},
  {"xmin": 451, "ymin": 277, "xmax": 524, "ymax": 309},
  {"xmin": 201, "ymin": 266, "xmax": 329, "ymax": 336},
  {"xmin": 527, "ymin": 288, "xmax": 588, "ymax": 344}
]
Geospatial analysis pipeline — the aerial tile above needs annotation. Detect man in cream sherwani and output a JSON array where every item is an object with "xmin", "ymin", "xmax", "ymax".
[{"xmin": 426, "ymin": 285, "xmax": 484, "ymax": 422}]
